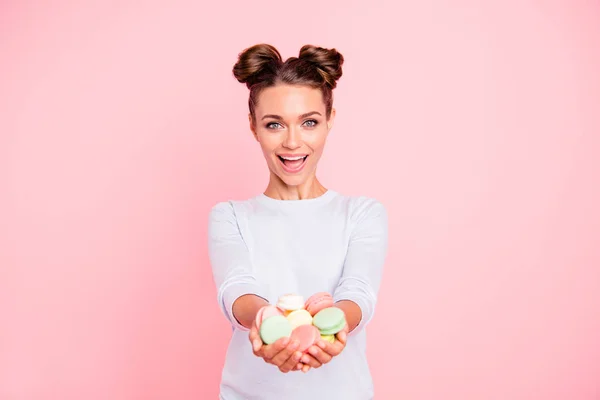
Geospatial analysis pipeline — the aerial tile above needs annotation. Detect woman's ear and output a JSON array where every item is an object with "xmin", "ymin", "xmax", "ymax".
[
  {"xmin": 249, "ymin": 113, "xmax": 258, "ymax": 141},
  {"xmin": 327, "ymin": 108, "xmax": 336, "ymax": 131}
]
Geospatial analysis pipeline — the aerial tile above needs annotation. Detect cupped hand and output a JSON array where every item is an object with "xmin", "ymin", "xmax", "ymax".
[
  {"xmin": 248, "ymin": 321, "xmax": 303, "ymax": 373},
  {"xmin": 299, "ymin": 323, "xmax": 349, "ymax": 373}
]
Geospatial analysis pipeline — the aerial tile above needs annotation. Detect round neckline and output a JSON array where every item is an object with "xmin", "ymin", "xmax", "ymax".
[{"xmin": 256, "ymin": 189, "xmax": 337, "ymax": 207}]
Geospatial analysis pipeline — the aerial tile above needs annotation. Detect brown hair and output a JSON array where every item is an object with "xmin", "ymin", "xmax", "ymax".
[{"xmin": 232, "ymin": 44, "xmax": 344, "ymax": 124}]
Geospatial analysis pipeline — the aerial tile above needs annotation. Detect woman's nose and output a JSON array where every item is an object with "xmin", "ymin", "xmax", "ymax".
[{"xmin": 283, "ymin": 127, "xmax": 301, "ymax": 149}]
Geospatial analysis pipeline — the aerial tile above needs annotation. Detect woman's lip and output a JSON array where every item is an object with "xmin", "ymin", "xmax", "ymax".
[
  {"xmin": 278, "ymin": 155, "xmax": 308, "ymax": 173},
  {"xmin": 277, "ymin": 153, "xmax": 309, "ymax": 158}
]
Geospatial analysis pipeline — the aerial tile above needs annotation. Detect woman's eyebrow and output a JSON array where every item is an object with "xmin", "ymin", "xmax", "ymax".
[{"xmin": 261, "ymin": 111, "xmax": 322, "ymax": 121}]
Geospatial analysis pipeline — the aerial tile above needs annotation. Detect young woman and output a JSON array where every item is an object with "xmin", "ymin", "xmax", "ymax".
[{"xmin": 208, "ymin": 43, "xmax": 388, "ymax": 400}]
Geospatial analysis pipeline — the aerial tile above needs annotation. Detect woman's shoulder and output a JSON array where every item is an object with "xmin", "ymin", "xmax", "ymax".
[
  {"xmin": 208, "ymin": 195, "xmax": 260, "ymax": 220},
  {"xmin": 335, "ymin": 191, "xmax": 386, "ymax": 211},
  {"xmin": 333, "ymin": 191, "xmax": 388, "ymax": 224}
]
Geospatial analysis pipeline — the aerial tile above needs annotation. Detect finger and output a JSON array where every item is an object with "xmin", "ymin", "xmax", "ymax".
[
  {"xmin": 300, "ymin": 352, "xmax": 324, "ymax": 368},
  {"xmin": 321, "ymin": 340, "xmax": 346, "ymax": 357},
  {"xmin": 262, "ymin": 336, "xmax": 291, "ymax": 360},
  {"xmin": 248, "ymin": 323, "xmax": 257, "ymax": 343},
  {"xmin": 316, "ymin": 338, "xmax": 344, "ymax": 357},
  {"xmin": 270, "ymin": 339, "xmax": 300, "ymax": 367},
  {"xmin": 336, "ymin": 325, "xmax": 349, "ymax": 345},
  {"xmin": 249, "ymin": 326, "xmax": 263, "ymax": 354},
  {"xmin": 307, "ymin": 345, "xmax": 333, "ymax": 364},
  {"xmin": 294, "ymin": 362, "xmax": 311, "ymax": 373},
  {"xmin": 279, "ymin": 350, "xmax": 303, "ymax": 373}
]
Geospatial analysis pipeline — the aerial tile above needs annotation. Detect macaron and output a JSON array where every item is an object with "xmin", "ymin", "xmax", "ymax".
[
  {"xmin": 286, "ymin": 309, "xmax": 313, "ymax": 329},
  {"xmin": 289, "ymin": 324, "xmax": 320, "ymax": 352},
  {"xmin": 276, "ymin": 294, "xmax": 305, "ymax": 315},
  {"xmin": 321, "ymin": 334, "xmax": 336, "ymax": 344},
  {"xmin": 255, "ymin": 305, "xmax": 283, "ymax": 329},
  {"xmin": 259, "ymin": 315, "xmax": 293, "ymax": 345},
  {"xmin": 304, "ymin": 292, "xmax": 334, "ymax": 316},
  {"xmin": 312, "ymin": 307, "xmax": 346, "ymax": 335}
]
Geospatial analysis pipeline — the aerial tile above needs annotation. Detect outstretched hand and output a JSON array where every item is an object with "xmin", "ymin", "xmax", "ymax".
[
  {"xmin": 248, "ymin": 320, "xmax": 304, "ymax": 373},
  {"xmin": 298, "ymin": 323, "xmax": 349, "ymax": 373}
]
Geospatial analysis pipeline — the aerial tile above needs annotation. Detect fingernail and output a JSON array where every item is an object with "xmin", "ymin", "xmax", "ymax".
[
  {"xmin": 290, "ymin": 340, "xmax": 299, "ymax": 349},
  {"xmin": 302, "ymin": 355, "xmax": 310, "ymax": 363},
  {"xmin": 309, "ymin": 347, "xmax": 318, "ymax": 356},
  {"xmin": 253, "ymin": 340, "xmax": 261, "ymax": 350},
  {"xmin": 282, "ymin": 337, "xmax": 290, "ymax": 346},
  {"xmin": 317, "ymin": 340, "xmax": 326, "ymax": 349}
]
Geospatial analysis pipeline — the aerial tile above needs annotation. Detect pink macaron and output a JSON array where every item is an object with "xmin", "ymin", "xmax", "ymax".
[
  {"xmin": 289, "ymin": 324, "xmax": 320, "ymax": 353},
  {"xmin": 255, "ymin": 305, "xmax": 283, "ymax": 329},
  {"xmin": 305, "ymin": 292, "xmax": 334, "ymax": 316}
]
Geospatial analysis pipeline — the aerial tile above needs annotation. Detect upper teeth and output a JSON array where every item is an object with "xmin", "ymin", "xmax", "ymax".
[{"xmin": 281, "ymin": 156, "xmax": 305, "ymax": 161}]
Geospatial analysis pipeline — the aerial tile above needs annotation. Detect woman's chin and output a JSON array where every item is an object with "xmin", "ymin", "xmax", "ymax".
[{"xmin": 279, "ymin": 174, "xmax": 307, "ymax": 187}]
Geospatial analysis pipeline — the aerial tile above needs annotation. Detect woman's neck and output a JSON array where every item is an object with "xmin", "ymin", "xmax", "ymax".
[{"xmin": 263, "ymin": 176, "xmax": 328, "ymax": 201}]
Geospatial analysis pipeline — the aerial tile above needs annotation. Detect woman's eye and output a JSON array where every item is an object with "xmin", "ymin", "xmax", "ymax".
[
  {"xmin": 266, "ymin": 122, "xmax": 282, "ymax": 129},
  {"xmin": 303, "ymin": 119, "xmax": 318, "ymax": 127}
]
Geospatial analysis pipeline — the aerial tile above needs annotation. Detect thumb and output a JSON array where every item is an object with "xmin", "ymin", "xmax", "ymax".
[
  {"xmin": 337, "ymin": 329, "xmax": 347, "ymax": 345},
  {"xmin": 249, "ymin": 324, "xmax": 263, "ymax": 352}
]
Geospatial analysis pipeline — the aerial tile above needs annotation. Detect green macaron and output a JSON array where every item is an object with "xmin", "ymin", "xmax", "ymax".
[
  {"xmin": 259, "ymin": 315, "xmax": 293, "ymax": 345},
  {"xmin": 312, "ymin": 307, "xmax": 346, "ymax": 335}
]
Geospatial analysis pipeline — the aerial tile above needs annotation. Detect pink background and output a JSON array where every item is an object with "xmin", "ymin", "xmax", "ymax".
[{"xmin": 1, "ymin": 1, "xmax": 599, "ymax": 399}]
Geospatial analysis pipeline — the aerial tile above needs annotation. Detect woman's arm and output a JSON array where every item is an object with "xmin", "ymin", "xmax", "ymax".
[
  {"xmin": 333, "ymin": 198, "xmax": 389, "ymax": 335},
  {"xmin": 299, "ymin": 200, "xmax": 388, "ymax": 371},
  {"xmin": 232, "ymin": 294, "xmax": 269, "ymax": 329},
  {"xmin": 208, "ymin": 201, "xmax": 268, "ymax": 330},
  {"xmin": 334, "ymin": 300, "xmax": 362, "ymax": 333},
  {"xmin": 209, "ymin": 201, "xmax": 308, "ymax": 373}
]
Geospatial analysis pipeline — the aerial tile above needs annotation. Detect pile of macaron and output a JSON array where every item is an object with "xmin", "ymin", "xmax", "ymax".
[{"xmin": 256, "ymin": 292, "xmax": 347, "ymax": 353}]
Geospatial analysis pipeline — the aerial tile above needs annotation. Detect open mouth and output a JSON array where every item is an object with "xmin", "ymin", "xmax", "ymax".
[{"xmin": 277, "ymin": 155, "xmax": 308, "ymax": 172}]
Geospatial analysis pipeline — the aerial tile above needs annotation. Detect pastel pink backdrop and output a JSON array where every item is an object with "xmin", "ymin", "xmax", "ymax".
[{"xmin": 1, "ymin": 1, "xmax": 599, "ymax": 399}]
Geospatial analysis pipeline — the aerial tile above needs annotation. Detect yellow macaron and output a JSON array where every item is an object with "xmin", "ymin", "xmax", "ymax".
[
  {"xmin": 320, "ymin": 334, "xmax": 336, "ymax": 344},
  {"xmin": 286, "ymin": 309, "xmax": 313, "ymax": 329}
]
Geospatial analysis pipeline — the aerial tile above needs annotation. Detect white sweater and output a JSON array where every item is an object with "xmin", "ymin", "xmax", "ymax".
[{"xmin": 208, "ymin": 189, "xmax": 388, "ymax": 400}]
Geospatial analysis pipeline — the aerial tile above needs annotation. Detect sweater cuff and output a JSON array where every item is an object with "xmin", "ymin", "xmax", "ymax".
[
  {"xmin": 333, "ymin": 291, "xmax": 375, "ymax": 336},
  {"xmin": 219, "ymin": 281, "xmax": 268, "ymax": 331}
]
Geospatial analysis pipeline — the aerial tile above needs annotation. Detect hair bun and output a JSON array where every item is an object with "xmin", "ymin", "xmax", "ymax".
[
  {"xmin": 298, "ymin": 45, "xmax": 344, "ymax": 88},
  {"xmin": 233, "ymin": 44, "xmax": 283, "ymax": 88}
]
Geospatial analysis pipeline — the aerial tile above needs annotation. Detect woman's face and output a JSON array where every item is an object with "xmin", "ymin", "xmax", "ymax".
[{"xmin": 250, "ymin": 84, "xmax": 335, "ymax": 187}]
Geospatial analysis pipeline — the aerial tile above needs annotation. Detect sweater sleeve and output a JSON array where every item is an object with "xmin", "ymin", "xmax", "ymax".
[
  {"xmin": 207, "ymin": 201, "xmax": 268, "ymax": 331},
  {"xmin": 333, "ymin": 198, "xmax": 389, "ymax": 335}
]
